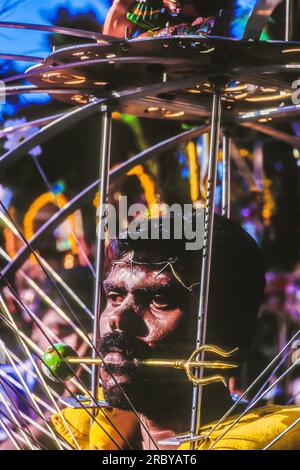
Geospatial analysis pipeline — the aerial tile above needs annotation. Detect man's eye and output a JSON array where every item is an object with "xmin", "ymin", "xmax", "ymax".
[
  {"xmin": 107, "ymin": 292, "xmax": 123, "ymax": 305},
  {"xmin": 151, "ymin": 295, "xmax": 171, "ymax": 309}
]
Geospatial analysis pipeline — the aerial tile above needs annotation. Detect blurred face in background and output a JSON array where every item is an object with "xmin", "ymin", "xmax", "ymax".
[{"xmin": 31, "ymin": 307, "xmax": 90, "ymax": 359}]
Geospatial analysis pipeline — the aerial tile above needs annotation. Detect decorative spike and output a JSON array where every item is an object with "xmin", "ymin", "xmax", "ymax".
[{"xmin": 41, "ymin": 343, "xmax": 238, "ymax": 387}]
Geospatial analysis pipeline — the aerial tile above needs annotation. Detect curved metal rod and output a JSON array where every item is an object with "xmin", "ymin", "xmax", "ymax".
[
  {"xmin": 0, "ymin": 113, "xmax": 63, "ymax": 139},
  {"xmin": 4, "ymin": 85, "xmax": 96, "ymax": 96},
  {"xmin": 237, "ymin": 103, "xmax": 300, "ymax": 123},
  {"xmin": 3, "ymin": 54, "xmax": 206, "ymax": 84},
  {"xmin": 235, "ymin": 64, "xmax": 300, "ymax": 77},
  {"xmin": 237, "ymin": 72, "xmax": 292, "ymax": 94},
  {"xmin": 6, "ymin": 45, "xmax": 297, "ymax": 91},
  {"xmin": 0, "ymin": 101, "xmax": 103, "ymax": 175},
  {"xmin": 230, "ymin": 141, "xmax": 259, "ymax": 191},
  {"xmin": 0, "ymin": 21, "xmax": 122, "ymax": 42},
  {"xmin": 0, "ymin": 73, "xmax": 206, "ymax": 175},
  {"xmin": 243, "ymin": 0, "xmax": 282, "ymax": 40},
  {"xmin": 3, "ymin": 86, "xmax": 212, "ymax": 120},
  {"xmin": 1, "ymin": 97, "xmax": 299, "ymax": 145},
  {"xmin": 1, "ymin": 124, "xmax": 209, "ymax": 281},
  {"xmin": 0, "ymin": 53, "xmax": 43, "ymax": 62},
  {"xmin": 241, "ymin": 121, "xmax": 300, "ymax": 147}
]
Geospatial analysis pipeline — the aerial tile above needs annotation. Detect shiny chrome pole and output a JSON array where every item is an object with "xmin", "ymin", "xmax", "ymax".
[
  {"xmin": 222, "ymin": 132, "xmax": 231, "ymax": 219},
  {"xmin": 285, "ymin": 0, "xmax": 293, "ymax": 41},
  {"xmin": 91, "ymin": 107, "xmax": 113, "ymax": 412},
  {"xmin": 190, "ymin": 88, "xmax": 222, "ymax": 444}
]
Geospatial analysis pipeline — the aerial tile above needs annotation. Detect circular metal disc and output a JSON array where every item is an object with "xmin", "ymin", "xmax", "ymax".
[{"xmin": 25, "ymin": 36, "xmax": 300, "ymax": 120}]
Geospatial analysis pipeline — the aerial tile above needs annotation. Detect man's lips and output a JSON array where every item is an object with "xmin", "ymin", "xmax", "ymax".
[
  {"xmin": 100, "ymin": 349, "xmax": 136, "ymax": 386},
  {"xmin": 103, "ymin": 351, "xmax": 127, "ymax": 366}
]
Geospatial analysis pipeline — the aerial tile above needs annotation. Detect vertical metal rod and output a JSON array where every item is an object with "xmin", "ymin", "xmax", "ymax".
[
  {"xmin": 285, "ymin": 0, "xmax": 293, "ymax": 41},
  {"xmin": 190, "ymin": 90, "xmax": 222, "ymax": 443},
  {"xmin": 91, "ymin": 107, "xmax": 113, "ymax": 411},
  {"xmin": 222, "ymin": 132, "xmax": 231, "ymax": 219}
]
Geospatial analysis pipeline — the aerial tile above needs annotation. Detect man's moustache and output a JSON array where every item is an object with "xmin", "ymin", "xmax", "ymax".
[
  {"xmin": 99, "ymin": 330, "xmax": 192, "ymax": 366},
  {"xmin": 99, "ymin": 331, "xmax": 150, "ymax": 361}
]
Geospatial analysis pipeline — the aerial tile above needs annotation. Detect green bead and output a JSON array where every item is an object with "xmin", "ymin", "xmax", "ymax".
[{"xmin": 41, "ymin": 343, "xmax": 78, "ymax": 382}]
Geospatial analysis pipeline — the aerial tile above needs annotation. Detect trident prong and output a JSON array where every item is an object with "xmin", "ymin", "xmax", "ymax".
[
  {"xmin": 184, "ymin": 345, "xmax": 239, "ymax": 387},
  {"xmin": 139, "ymin": 345, "xmax": 239, "ymax": 386},
  {"xmin": 42, "ymin": 343, "xmax": 238, "ymax": 387}
]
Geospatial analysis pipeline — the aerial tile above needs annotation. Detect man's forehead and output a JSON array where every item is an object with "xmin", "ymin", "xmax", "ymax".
[{"xmin": 104, "ymin": 263, "xmax": 174, "ymax": 290}]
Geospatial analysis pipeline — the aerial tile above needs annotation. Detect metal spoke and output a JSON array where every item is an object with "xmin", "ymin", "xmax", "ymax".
[
  {"xmin": 0, "ymin": 113, "xmax": 63, "ymax": 139},
  {"xmin": 0, "ymin": 294, "xmax": 78, "ymax": 450},
  {"xmin": 0, "ymin": 377, "xmax": 37, "ymax": 449},
  {"xmin": 190, "ymin": 88, "xmax": 223, "ymax": 444},
  {"xmin": 91, "ymin": 108, "xmax": 112, "ymax": 410},
  {"xmin": 243, "ymin": 0, "xmax": 282, "ymax": 40},
  {"xmin": 0, "ymin": 286, "xmax": 134, "ymax": 450},
  {"xmin": 208, "ymin": 358, "xmax": 300, "ymax": 449},
  {"xmin": 263, "ymin": 416, "xmax": 300, "ymax": 449},
  {"xmin": 0, "ymin": 355, "xmax": 56, "ymax": 415},
  {"xmin": 0, "ymin": 21, "xmax": 122, "ymax": 42},
  {"xmin": 0, "ymin": 53, "xmax": 43, "ymax": 62},
  {"xmin": 0, "ymin": 408, "xmax": 43, "ymax": 449},
  {"xmin": 0, "ymin": 212, "xmax": 155, "ymax": 448},
  {"xmin": 0, "ymin": 209, "xmax": 93, "ymax": 320},
  {"xmin": 222, "ymin": 131, "xmax": 231, "ymax": 218},
  {"xmin": 181, "ymin": 328, "xmax": 300, "ymax": 446},
  {"xmin": 0, "ymin": 415, "xmax": 22, "ymax": 450},
  {"xmin": 3, "ymin": 86, "xmax": 92, "ymax": 97},
  {"xmin": 249, "ymin": 349, "xmax": 289, "ymax": 407},
  {"xmin": 285, "ymin": 0, "xmax": 293, "ymax": 41},
  {"xmin": 241, "ymin": 122, "xmax": 300, "ymax": 147},
  {"xmin": 30, "ymin": 154, "xmax": 95, "ymax": 275},
  {"xmin": 1, "ymin": 125, "xmax": 210, "ymax": 280},
  {"xmin": 0, "ymin": 245, "xmax": 93, "ymax": 346},
  {"xmin": 0, "ymin": 76, "xmax": 211, "ymax": 175}
]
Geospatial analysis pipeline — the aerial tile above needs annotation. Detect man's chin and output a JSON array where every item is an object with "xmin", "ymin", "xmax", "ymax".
[
  {"xmin": 100, "ymin": 360, "xmax": 189, "ymax": 414},
  {"xmin": 101, "ymin": 370, "xmax": 133, "ymax": 388},
  {"xmin": 102, "ymin": 383, "xmax": 146, "ymax": 412}
]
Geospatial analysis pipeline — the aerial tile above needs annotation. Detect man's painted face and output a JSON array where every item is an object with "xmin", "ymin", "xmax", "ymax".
[{"xmin": 99, "ymin": 255, "xmax": 194, "ymax": 411}]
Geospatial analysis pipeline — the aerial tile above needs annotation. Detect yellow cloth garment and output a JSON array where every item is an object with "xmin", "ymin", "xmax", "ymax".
[
  {"xmin": 179, "ymin": 405, "xmax": 300, "ymax": 450},
  {"xmin": 52, "ymin": 400, "xmax": 300, "ymax": 450},
  {"xmin": 51, "ymin": 389, "xmax": 139, "ymax": 450}
]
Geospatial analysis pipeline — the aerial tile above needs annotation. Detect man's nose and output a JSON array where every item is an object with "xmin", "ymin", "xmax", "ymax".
[{"xmin": 108, "ymin": 295, "xmax": 144, "ymax": 333}]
